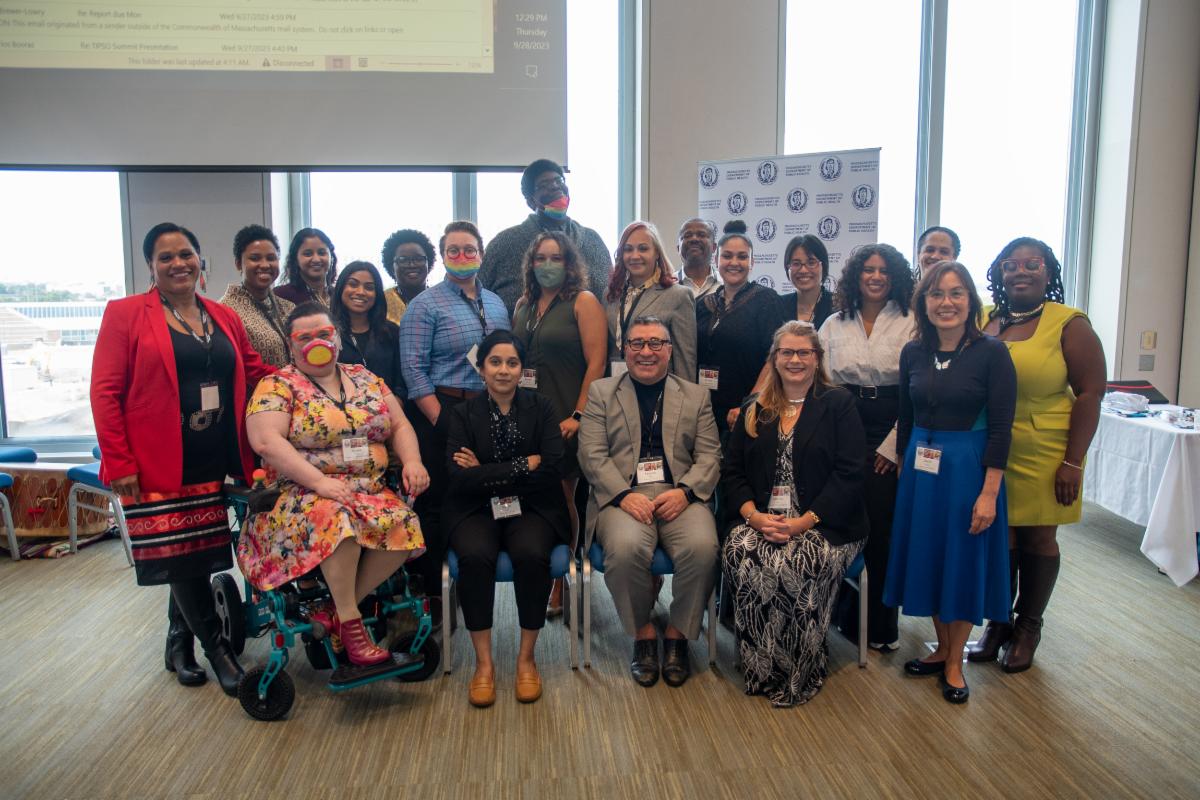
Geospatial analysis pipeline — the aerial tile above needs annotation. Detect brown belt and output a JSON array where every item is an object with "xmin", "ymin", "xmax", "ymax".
[{"xmin": 435, "ymin": 386, "xmax": 482, "ymax": 400}]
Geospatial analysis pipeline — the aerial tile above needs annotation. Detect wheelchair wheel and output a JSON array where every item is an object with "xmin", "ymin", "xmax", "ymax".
[
  {"xmin": 211, "ymin": 573, "xmax": 246, "ymax": 656},
  {"xmin": 238, "ymin": 666, "xmax": 294, "ymax": 721},
  {"xmin": 393, "ymin": 633, "xmax": 440, "ymax": 682},
  {"xmin": 303, "ymin": 636, "xmax": 332, "ymax": 671}
]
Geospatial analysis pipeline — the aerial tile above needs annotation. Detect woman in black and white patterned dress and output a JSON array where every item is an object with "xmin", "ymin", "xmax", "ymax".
[{"xmin": 721, "ymin": 321, "xmax": 870, "ymax": 706}]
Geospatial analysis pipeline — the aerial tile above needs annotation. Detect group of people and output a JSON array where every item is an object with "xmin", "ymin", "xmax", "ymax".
[{"xmin": 90, "ymin": 157, "xmax": 1105, "ymax": 711}]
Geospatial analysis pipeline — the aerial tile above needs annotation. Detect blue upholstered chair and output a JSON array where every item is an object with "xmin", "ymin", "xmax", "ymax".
[
  {"xmin": 440, "ymin": 543, "xmax": 578, "ymax": 673},
  {"xmin": 842, "ymin": 551, "xmax": 868, "ymax": 668},
  {"xmin": 67, "ymin": 445, "xmax": 132, "ymax": 566},
  {"xmin": 0, "ymin": 446, "xmax": 37, "ymax": 561}
]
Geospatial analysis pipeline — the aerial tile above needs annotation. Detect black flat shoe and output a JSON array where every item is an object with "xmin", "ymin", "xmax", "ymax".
[
  {"xmin": 630, "ymin": 639, "xmax": 659, "ymax": 687},
  {"xmin": 939, "ymin": 673, "xmax": 970, "ymax": 704},
  {"xmin": 661, "ymin": 638, "xmax": 691, "ymax": 687},
  {"xmin": 904, "ymin": 657, "xmax": 947, "ymax": 676}
]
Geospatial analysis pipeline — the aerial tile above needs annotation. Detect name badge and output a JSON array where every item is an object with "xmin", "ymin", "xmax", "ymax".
[
  {"xmin": 699, "ymin": 367, "xmax": 720, "ymax": 390},
  {"xmin": 768, "ymin": 484, "xmax": 791, "ymax": 512},
  {"xmin": 914, "ymin": 445, "xmax": 943, "ymax": 475},
  {"xmin": 636, "ymin": 457, "xmax": 665, "ymax": 485},
  {"xmin": 519, "ymin": 368, "xmax": 538, "ymax": 389},
  {"xmin": 466, "ymin": 344, "xmax": 480, "ymax": 375},
  {"xmin": 491, "ymin": 496, "xmax": 522, "ymax": 519},
  {"xmin": 200, "ymin": 382, "xmax": 220, "ymax": 412},
  {"xmin": 342, "ymin": 436, "xmax": 370, "ymax": 463},
  {"xmin": 610, "ymin": 361, "xmax": 628, "ymax": 378}
]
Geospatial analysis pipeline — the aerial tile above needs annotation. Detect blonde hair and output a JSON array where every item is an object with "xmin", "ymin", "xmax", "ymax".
[{"xmin": 743, "ymin": 320, "xmax": 831, "ymax": 437}]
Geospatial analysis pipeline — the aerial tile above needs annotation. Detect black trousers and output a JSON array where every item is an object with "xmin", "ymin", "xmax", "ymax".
[
  {"xmin": 404, "ymin": 393, "xmax": 461, "ymax": 597},
  {"xmin": 450, "ymin": 509, "xmax": 558, "ymax": 632},
  {"xmin": 858, "ymin": 393, "xmax": 900, "ymax": 644}
]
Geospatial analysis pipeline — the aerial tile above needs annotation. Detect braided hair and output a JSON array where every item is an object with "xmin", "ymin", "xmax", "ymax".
[{"xmin": 986, "ymin": 236, "xmax": 1065, "ymax": 321}]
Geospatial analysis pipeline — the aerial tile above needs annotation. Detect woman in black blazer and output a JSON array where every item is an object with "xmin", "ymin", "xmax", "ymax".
[
  {"xmin": 721, "ymin": 320, "xmax": 868, "ymax": 707},
  {"xmin": 446, "ymin": 330, "xmax": 570, "ymax": 708}
]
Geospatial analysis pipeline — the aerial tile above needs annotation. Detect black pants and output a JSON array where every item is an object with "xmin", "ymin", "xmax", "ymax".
[
  {"xmin": 450, "ymin": 509, "xmax": 558, "ymax": 632},
  {"xmin": 858, "ymin": 393, "xmax": 900, "ymax": 644},
  {"xmin": 404, "ymin": 393, "xmax": 461, "ymax": 597}
]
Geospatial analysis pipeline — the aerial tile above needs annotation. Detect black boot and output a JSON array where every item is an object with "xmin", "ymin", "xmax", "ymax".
[
  {"xmin": 1001, "ymin": 553, "xmax": 1060, "ymax": 673},
  {"xmin": 171, "ymin": 578, "xmax": 245, "ymax": 697},
  {"xmin": 967, "ymin": 550, "xmax": 1018, "ymax": 662},
  {"xmin": 164, "ymin": 592, "xmax": 206, "ymax": 686}
]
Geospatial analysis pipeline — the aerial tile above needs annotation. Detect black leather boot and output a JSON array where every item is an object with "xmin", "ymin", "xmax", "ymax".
[
  {"xmin": 1001, "ymin": 553, "xmax": 1060, "ymax": 673},
  {"xmin": 967, "ymin": 550, "xmax": 1018, "ymax": 662},
  {"xmin": 164, "ymin": 592, "xmax": 206, "ymax": 686},
  {"xmin": 171, "ymin": 578, "xmax": 245, "ymax": 696}
]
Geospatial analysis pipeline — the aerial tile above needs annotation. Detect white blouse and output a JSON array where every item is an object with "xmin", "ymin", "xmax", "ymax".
[{"xmin": 818, "ymin": 300, "xmax": 916, "ymax": 387}]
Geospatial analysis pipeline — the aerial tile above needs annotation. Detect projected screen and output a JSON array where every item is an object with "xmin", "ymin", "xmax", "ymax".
[
  {"xmin": 0, "ymin": 0, "xmax": 565, "ymax": 169},
  {"xmin": 0, "ymin": 1, "xmax": 494, "ymax": 74}
]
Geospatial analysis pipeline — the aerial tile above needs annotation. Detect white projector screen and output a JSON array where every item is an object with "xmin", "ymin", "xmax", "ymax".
[{"xmin": 0, "ymin": 0, "xmax": 566, "ymax": 169}]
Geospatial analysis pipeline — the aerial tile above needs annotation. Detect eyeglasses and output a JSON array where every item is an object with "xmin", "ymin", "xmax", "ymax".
[
  {"xmin": 777, "ymin": 348, "xmax": 816, "ymax": 360},
  {"xmin": 999, "ymin": 257, "xmax": 1045, "ymax": 274},
  {"xmin": 927, "ymin": 289, "xmax": 969, "ymax": 302},
  {"xmin": 533, "ymin": 254, "xmax": 564, "ymax": 265},
  {"xmin": 290, "ymin": 325, "xmax": 336, "ymax": 344},
  {"xmin": 392, "ymin": 256, "xmax": 428, "ymax": 268},
  {"xmin": 625, "ymin": 338, "xmax": 671, "ymax": 352},
  {"xmin": 535, "ymin": 176, "xmax": 566, "ymax": 193},
  {"xmin": 444, "ymin": 245, "xmax": 479, "ymax": 258},
  {"xmin": 788, "ymin": 258, "xmax": 822, "ymax": 271}
]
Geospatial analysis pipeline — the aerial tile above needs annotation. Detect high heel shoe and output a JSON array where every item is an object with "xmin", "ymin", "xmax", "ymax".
[
  {"xmin": 339, "ymin": 617, "xmax": 390, "ymax": 666},
  {"xmin": 967, "ymin": 617, "xmax": 1013, "ymax": 663}
]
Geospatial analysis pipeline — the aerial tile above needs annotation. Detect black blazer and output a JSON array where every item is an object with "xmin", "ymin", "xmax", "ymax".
[
  {"xmin": 444, "ymin": 388, "xmax": 571, "ymax": 541},
  {"xmin": 778, "ymin": 287, "xmax": 835, "ymax": 331},
  {"xmin": 721, "ymin": 383, "xmax": 869, "ymax": 546}
]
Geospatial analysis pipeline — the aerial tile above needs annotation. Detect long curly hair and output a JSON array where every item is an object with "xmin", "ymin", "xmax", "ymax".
[
  {"xmin": 985, "ymin": 236, "xmax": 1065, "ymax": 321},
  {"xmin": 743, "ymin": 321, "xmax": 832, "ymax": 437},
  {"xmin": 606, "ymin": 221, "xmax": 677, "ymax": 303},
  {"xmin": 283, "ymin": 228, "xmax": 337, "ymax": 292},
  {"xmin": 519, "ymin": 231, "xmax": 586, "ymax": 306},
  {"xmin": 330, "ymin": 261, "xmax": 390, "ymax": 347},
  {"xmin": 834, "ymin": 243, "xmax": 915, "ymax": 321}
]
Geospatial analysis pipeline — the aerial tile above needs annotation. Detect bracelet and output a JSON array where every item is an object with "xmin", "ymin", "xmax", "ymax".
[
  {"xmin": 806, "ymin": 510, "xmax": 821, "ymax": 526},
  {"xmin": 1061, "ymin": 459, "xmax": 1082, "ymax": 470},
  {"xmin": 743, "ymin": 509, "xmax": 756, "ymax": 528}
]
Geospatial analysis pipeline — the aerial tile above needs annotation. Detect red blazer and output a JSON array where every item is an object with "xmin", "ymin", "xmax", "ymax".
[{"xmin": 91, "ymin": 288, "xmax": 275, "ymax": 492}]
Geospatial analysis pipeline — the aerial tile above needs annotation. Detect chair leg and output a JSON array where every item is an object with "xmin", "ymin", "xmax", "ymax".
[
  {"xmin": 67, "ymin": 485, "xmax": 79, "ymax": 555},
  {"xmin": 707, "ymin": 590, "xmax": 717, "ymax": 666},
  {"xmin": 567, "ymin": 558, "xmax": 578, "ymax": 669},
  {"xmin": 441, "ymin": 561, "xmax": 453, "ymax": 675},
  {"xmin": 858, "ymin": 567, "xmax": 869, "ymax": 669},
  {"xmin": 582, "ymin": 559, "xmax": 592, "ymax": 669},
  {"xmin": 109, "ymin": 490, "xmax": 133, "ymax": 567},
  {"xmin": 1, "ymin": 494, "xmax": 17, "ymax": 562}
]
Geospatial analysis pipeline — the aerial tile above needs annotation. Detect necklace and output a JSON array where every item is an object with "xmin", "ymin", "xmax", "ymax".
[
  {"xmin": 782, "ymin": 397, "xmax": 806, "ymax": 418},
  {"xmin": 1000, "ymin": 302, "xmax": 1045, "ymax": 333}
]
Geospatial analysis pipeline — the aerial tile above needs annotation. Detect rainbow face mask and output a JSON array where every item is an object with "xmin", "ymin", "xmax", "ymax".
[
  {"xmin": 445, "ymin": 255, "xmax": 481, "ymax": 280},
  {"xmin": 541, "ymin": 194, "xmax": 569, "ymax": 220}
]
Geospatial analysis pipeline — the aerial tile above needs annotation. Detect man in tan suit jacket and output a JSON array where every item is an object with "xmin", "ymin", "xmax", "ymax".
[{"xmin": 579, "ymin": 316, "xmax": 720, "ymax": 688}]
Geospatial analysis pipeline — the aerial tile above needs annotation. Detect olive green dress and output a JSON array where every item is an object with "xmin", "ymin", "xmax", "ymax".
[{"xmin": 513, "ymin": 294, "xmax": 587, "ymax": 478}]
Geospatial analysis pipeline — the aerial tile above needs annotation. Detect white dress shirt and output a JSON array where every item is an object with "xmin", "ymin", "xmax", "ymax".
[{"xmin": 818, "ymin": 300, "xmax": 915, "ymax": 387}]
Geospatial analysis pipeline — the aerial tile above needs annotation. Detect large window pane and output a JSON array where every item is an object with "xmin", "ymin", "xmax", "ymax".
[
  {"xmin": 0, "ymin": 171, "xmax": 124, "ymax": 438},
  {"xmin": 785, "ymin": 1, "xmax": 921, "ymax": 255},
  {"xmin": 476, "ymin": 0, "xmax": 620, "ymax": 253},
  {"xmin": 941, "ymin": 1, "xmax": 1078, "ymax": 291},
  {"xmin": 309, "ymin": 172, "xmax": 454, "ymax": 283}
]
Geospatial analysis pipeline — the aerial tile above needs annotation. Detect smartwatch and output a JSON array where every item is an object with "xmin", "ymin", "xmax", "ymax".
[{"xmin": 571, "ymin": 409, "xmax": 583, "ymax": 422}]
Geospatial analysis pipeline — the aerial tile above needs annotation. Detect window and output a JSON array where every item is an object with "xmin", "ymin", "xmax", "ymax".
[
  {"xmin": 0, "ymin": 171, "xmax": 124, "ymax": 438},
  {"xmin": 940, "ymin": 0, "xmax": 1079, "ymax": 291},
  {"xmin": 784, "ymin": 1, "xmax": 922, "ymax": 255},
  {"xmin": 308, "ymin": 172, "xmax": 454, "ymax": 284}
]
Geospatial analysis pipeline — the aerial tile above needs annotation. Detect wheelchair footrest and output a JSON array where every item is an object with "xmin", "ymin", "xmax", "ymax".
[{"xmin": 327, "ymin": 651, "xmax": 426, "ymax": 691}]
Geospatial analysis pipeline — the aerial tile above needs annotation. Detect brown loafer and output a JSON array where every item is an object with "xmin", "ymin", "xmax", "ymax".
[
  {"xmin": 469, "ymin": 671, "xmax": 496, "ymax": 708},
  {"xmin": 515, "ymin": 665, "xmax": 543, "ymax": 703}
]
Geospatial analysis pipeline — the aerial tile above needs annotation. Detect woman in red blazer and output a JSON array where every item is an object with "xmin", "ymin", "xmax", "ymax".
[{"xmin": 91, "ymin": 222, "xmax": 273, "ymax": 697}]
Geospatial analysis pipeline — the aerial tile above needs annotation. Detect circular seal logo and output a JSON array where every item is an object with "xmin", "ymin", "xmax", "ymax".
[
  {"xmin": 755, "ymin": 275, "xmax": 775, "ymax": 290},
  {"xmin": 756, "ymin": 160, "xmax": 778, "ymax": 185},
  {"xmin": 852, "ymin": 184, "xmax": 875, "ymax": 210},
  {"xmin": 726, "ymin": 191, "xmax": 747, "ymax": 216},
  {"xmin": 817, "ymin": 215, "xmax": 841, "ymax": 241},
  {"xmin": 819, "ymin": 156, "xmax": 843, "ymax": 182},
  {"xmin": 786, "ymin": 188, "xmax": 808, "ymax": 213},
  {"xmin": 755, "ymin": 218, "xmax": 777, "ymax": 243},
  {"xmin": 699, "ymin": 164, "xmax": 719, "ymax": 189}
]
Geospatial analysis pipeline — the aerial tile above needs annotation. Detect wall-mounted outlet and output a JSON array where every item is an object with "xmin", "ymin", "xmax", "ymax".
[
  {"xmin": 1141, "ymin": 330, "xmax": 1157, "ymax": 350},
  {"xmin": 1139, "ymin": 354, "xmax": 1155, "ymax": 371}
]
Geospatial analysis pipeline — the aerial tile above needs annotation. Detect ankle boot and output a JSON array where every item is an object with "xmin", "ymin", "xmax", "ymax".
[
  {"xmin": 339, "ymin": 617, "xmax": 390, "ymax": 666},
  {"xmin": 171, "ymin": 578, "xmax": 245, "ymax": 696},
  {"xmin": 1001, "ymin": 552, "xmax": 1059, "ymax": 673},
  {"xmin": 967, "ymin": 616, "xmax": 1013, "ymax": 662},
  {"xmin": 164, "ymin": 593, "xmax": 206, "ymax": 686}
]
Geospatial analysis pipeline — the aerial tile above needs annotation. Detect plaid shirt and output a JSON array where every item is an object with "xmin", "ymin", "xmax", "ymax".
[{"xmin": 399, "ymin": 279, "xmax": 510, "ymax": 399}]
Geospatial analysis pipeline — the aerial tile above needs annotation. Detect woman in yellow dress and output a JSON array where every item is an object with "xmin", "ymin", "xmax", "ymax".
[{"xmin": 972, "ymin": 237, "xmax": 1106, "ymax": 672}]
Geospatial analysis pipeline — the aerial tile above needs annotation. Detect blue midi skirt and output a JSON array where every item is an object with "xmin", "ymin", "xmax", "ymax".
[{"xmin": 882, "ymin": 427, "xmax": 1011, "ymax": 626}]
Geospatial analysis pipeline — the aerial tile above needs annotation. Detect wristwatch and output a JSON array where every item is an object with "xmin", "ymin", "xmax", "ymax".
[
  {"xmin": 571, "ymin": 409, "xmax": 583, "ymax": 421},
  {"xmin": 681, "ymin": 487, "xmax": 698, "ymax": 504}
]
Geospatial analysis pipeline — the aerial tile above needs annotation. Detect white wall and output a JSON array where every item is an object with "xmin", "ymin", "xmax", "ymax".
[{"xmin": 1179, "ymin": 110, "xmax": 1200, "ymax": 406}]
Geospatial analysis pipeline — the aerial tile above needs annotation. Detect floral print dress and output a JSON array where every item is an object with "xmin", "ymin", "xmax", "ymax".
[{"xmin": 237, "ymin": 363, "xmax": 425, "ymax": 590}]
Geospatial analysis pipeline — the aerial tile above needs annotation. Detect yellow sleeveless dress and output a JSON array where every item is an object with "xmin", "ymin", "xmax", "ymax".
[{"xmin": 986, "ymin": 302, "xmax": 1088, "ymax": 525}]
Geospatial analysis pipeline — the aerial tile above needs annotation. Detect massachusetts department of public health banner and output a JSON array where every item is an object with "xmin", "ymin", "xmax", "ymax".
[{"xmin": 697, "ymin": 147, "xmax": 881, "ymax": 295}]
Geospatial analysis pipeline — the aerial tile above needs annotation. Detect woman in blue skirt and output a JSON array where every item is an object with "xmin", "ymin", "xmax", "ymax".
[{"xmin": 884, "ymin": 260, "xmax": 1016, "ymax": 703}]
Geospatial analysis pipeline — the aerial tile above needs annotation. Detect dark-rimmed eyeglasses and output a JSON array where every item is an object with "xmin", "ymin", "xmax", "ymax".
[
  {"xmin": 999, "ymin": 257, "xmax": 1045, "ymax": 274},
  {"xmin": 625, "ymin": 338, "xmax": 671, "ymax": 352},
  {"xmin": 392, "ymin": 256, "xmax": 428, "ymax": 268},
  {"xmin": 777, "ymin": 348, "xmax": 816, "ymax": 360}
]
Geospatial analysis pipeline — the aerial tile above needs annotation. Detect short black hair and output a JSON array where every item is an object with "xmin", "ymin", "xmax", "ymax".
[
  {"xmin": 628, "ymin": 315, "xmax": 671, "ymax": 343},
  {"xmin": 476, "ymin": 329, "xmax": 526, "ymax": 367},
  {"xmin": 380, "ymin": 228, "xmax": 435, "ymax": 281},
  {"xmin": 521, "ymin": 158, "xmax": 564, "ymax": 200},
  {"xmin": 285, "ymin": 301, "xmax": 332, "ymax": 334},
  {"xmin": 917, "ymin": 225, "xmax": 962, "ymax": 257},
  {"xmin": 330, "ymin": 261, "xmax": 389, "ymax": 346},
  {"xmin": 783, "ymin": 234, "xmax": 829, "ymax": 283},
  {"xmin": 717, "ymin": 219, "xmax": 752, "ymax": 254},
  {"xmin": 233, "ymin": 224, "xmax": 279, "ymax": 263},
  {"xmin": 142, "ymin": 222, "xmax": 200, "ymax": 263}
]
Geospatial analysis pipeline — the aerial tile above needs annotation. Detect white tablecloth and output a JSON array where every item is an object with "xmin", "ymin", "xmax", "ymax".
[{"xmin": 1084, "ymin": 406, "xmax": 1200, "ymax": 586}]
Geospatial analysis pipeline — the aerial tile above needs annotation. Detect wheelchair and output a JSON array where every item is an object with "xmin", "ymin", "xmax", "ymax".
[{"xmin": 214, "ymin": 475, "xmax": 440, "ymax": 721}]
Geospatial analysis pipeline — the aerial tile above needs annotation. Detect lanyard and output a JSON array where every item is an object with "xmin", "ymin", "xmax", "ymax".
[
  {"xmin": 251, "ymin": 292, "xmax": 289, "ymax": 353},
  {"xmin": 708, "ymin": 283, "xmax": 751, "ymax": 333},
  {"xmin": 456, "ymin": 286, "xmax": 488, "ymax": 333},
  {"xmin": 619, "ymin": 283, "xmax": 650, "ymax": 347},
  {"xmin": 161, "ymin": 293, "xmax": 214, "ymax": 374},
  {"xmin": 641, "ymin": 389, "xmax": 664, "ymax": 453},
  {"xmin": 525, "ymin": 293, "xmax": 560, "ymax": 335},
  {"xmin": 307, "ymin": 366, "xmax": 356, "ymax": 435}
]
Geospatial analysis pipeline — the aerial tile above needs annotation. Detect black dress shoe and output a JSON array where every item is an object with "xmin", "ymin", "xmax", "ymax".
[
  {"xmin": 661, "ymin": 638, "xmax": 691, "ymax": 687},
  {"xmin": 939, "ymin": 673, "xmax": 970, "ymax": 703},
  {"xmin": 630, "ymin": 639, "xmax": 659, "ymax": 687},
  {"xmin": 904, "ymin": 657, "xmax": 946, "ymax": 676},
  {"xmin": 165, "ymin": 633, "xmax": 207, "ymax": 686},
  {"xmin": 205, "ymin": 642, "xmax": 246, "ymax": 697}
]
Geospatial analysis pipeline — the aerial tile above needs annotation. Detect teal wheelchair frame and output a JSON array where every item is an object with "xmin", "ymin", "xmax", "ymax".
[{"xmin": 216, "ymin": 485, "xmax": 439, "ymax": 721}]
